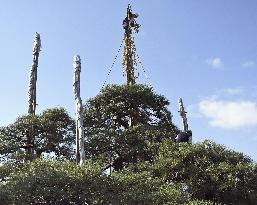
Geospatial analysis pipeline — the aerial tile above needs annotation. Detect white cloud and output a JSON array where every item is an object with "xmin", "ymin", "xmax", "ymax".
[
  {"xmin": 242, "ymin": 61, "xmax": 255, "ymax": 68},
  {"xmin": 199, "ymin": 99, "xmax": 257, "ymax": 129},
  {"xmin": 205, "ymin": 57, "xmax": 223, "ymax": 69}
]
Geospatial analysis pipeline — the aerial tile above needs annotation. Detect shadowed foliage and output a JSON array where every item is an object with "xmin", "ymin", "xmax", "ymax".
[
  {"xmin": 0, "ymin": 108, "xmax": 75, "ymax": 162},
  {"xmin": 150, "ymin": 140, "xmax": 257, "ymax": 205},
  {"xmin": 83, "ymin": 84, "xmax": 179, "ymax": 171},
  {"xmin": 0, "ymin": 85, "xmax": 256, "ymax": 204},
  {"xmin": 0, "ymin": 159, "xmax": 219, "ymax": 205}
]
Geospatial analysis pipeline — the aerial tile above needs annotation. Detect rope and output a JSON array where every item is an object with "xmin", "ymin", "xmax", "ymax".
[
  {"xmin": 131, "ymin": 42, "xmax": 174, "ymax": 128},
  {"xmin": 101, "ymin": 38, "xmax": 124, "ymax": 90},
  {"xmin": 135, "ymin": 53, "xmax": 153, "ymax": 89},
  {"xmin": 131, "ymin": 41, "xmax": 153, "ymax": 89}
]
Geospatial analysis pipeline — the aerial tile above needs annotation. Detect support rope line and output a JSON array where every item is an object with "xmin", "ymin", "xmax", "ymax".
[
  {"xmin": 131, "ymin": 41, "xmax": 174, "ymax": 128},
  {"xmin": 101, "ymin": 38, "xmax": 124, "ymax": 90},
  {"xmin": 130, "ymin": 38, "xmax": 153, "ymax": 89},
  {"xmin": 135, "ymin": 53, "xmax": 153, "ymax": 89}
]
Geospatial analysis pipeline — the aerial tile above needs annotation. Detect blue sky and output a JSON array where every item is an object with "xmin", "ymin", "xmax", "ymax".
[{"xmin": 0, "ymin": 1, "xmax": 257, "ymax": 160}]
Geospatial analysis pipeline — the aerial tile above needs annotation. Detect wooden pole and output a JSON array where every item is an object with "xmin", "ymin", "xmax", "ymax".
[
  {"xmin": 73, "ymin": 55, "xmax": 85, "ymax": 165},
  {"xmin": 27, "ymin": 32, "xmax": 41, "ymax": 156},
  {"xmin": 122, "ymin": 4, "xmax": 140, "ymax": 85},
  {"xmin": 28, "ymin": 32, "xmax": 41, "ymax": 115},
  {"xmin": 178, "ymin": 98, "xmax": 188, "ymax": 132},
  {"xmin": 178, "ymin": 97, "xmax": 192, "ymax": 143}
]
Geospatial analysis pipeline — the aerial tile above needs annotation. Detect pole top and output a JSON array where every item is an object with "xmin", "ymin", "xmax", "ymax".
[
  {"xmin": 33, "ymin": 32, "xmax": 41, "ymax": 52},
  {"xmin": 123, "ymin": 5, "xmax": 140, "ymax": 33},
  {"xmin": 73, "ymin": 55, "xmax": 81, "ymax": 73},
  {"xmin": 74, "ymin": 55, "xmax": 81, "ymax": 62}
]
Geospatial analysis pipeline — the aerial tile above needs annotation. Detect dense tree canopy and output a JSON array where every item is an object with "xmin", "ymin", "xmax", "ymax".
[
  {"xmin": 0, "ymin": 84, "xmax": 256, "ymax": 204},
  {"xmin": 150, "ymin": 140, "xmax": 257, "ymax": 204},
  {"xmin": 0, "ymin": 108, "xmax": 75, "ymax": 162},
  {"xmin": 0, "ymin": 159, "xmax": 219, "ymax": 205},
  {"xmin": 83, "ymin": 84, "xmax": 179, "ymax": 171}
]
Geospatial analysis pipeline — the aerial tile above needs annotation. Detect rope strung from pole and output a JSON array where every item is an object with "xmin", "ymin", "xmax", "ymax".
[
  {"xmin": 127, "ymin": 31, "xmax": 153, "ymax": 89},
  {"xmin": 131, "ymin": 40, "xmax": 175, "ymax": 130},
  {"xmin": 101, "ymin": 39, "xmax": 124, "ymax": 90},
  {"xmin": 135, "ymin": 52, "xmax": 153, "ymax": 89}
]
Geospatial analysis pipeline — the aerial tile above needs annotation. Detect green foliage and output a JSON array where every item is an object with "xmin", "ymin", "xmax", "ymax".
[
  {"xmin": 0, "ymin": 108, "xmax": 75, "ymax": 162},
  {"xmin": 0, "ymin": 84, "xmax": 256, "ymax": 204},
  {"xmin": 84, "ymin": 84, "xmax": 178, "ymax": 171},
  {"xmin": 0, "ymin": 160, "xmax": 103, "ymax": 204},
  {"xmin": 110, "ymin": 170, "xmax": 190, "ymax": 205},
  {"xmin": 151, "ymin": 140, "xmax": 257, "ymax": 204},
  {"xmin": 183, "ymin": 201, "xmax": 220, "ymax": 205},
  {"xmin": 0, "ymin": 159, "xmax": 197, "ymax": 205}
]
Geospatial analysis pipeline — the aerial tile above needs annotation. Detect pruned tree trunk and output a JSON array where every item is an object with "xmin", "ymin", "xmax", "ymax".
[
  {"xmin": 27, "ymin": 32, "xmax": 41, "ymax": 156},
  {"xmin": 73, "ymin": 55, "xmax": 85, "ymax": 165},
  {"xmin": 178, "ymin": 97, "xmax": 192, "ymax": 143},
  {"xmin": 28, "ymin": 32, "xmax": 41, "ymax": 115}
]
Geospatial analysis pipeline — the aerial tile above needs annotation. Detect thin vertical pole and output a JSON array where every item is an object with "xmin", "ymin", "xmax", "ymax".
[
  {"xmin": 122, "ymin": 4, "xmax": 140, "ymax": 85},
  {"xmin": 178, "ymin": 97, "xmax": 192, "ymax": 143},
  {"xmin": 73, "ymin": 55, "xmax": 85, "ymax": 165},
  {"xmin": 28, "ymin": 32, "xmax": 41, "ymax": 115},
  {"xmin": 178, "ymin": 98, "xmax": 188, "ymax": 132},
  {"xmin": 27, "ymin": 32, "xmax": 41, "ymax": 156}
]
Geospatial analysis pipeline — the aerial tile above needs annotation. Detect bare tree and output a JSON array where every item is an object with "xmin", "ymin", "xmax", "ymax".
[{"xmin": 73, "ymin": 55, "xmax": 85, "ymax": 165}]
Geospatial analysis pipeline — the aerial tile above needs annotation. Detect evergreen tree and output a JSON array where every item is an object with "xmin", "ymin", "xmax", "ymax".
[
  {"xmin": 83, "ymin": 84, "xmax": 179, "ymax": 171},
  {"xmin": 0, "ymin": 108, "xmax": 75, "ymax": 162}
]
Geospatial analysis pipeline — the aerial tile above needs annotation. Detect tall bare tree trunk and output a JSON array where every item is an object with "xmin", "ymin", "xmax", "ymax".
[
  {"xmin": 28, "ymin": 32, "xmax": 41, "ymax": 115},
  {"xmin": 73, "ymin": 55, "xmax": 85, "ymax": 165},
  {"xmin": 178, "ymin": 97, "xmax": 192, "ymax": 143},
  {"xmin": 27, "ymin": 32, "xmax": 41, "ymax": 156}
]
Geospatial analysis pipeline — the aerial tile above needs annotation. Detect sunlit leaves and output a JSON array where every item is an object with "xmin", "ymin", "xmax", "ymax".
[
  {"xmin": 83, "ymin": 84, "xmax": 178, "ymax": 171},
  {"xmin": 152, "ymin": 140, "xmax": 257, "ymax": 204},
  {"xmin": 0, "ymin": 108, "xmax": 75, "ymax": 162}
]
